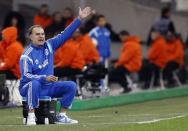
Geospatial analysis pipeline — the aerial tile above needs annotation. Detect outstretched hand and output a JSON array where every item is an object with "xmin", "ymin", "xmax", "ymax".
[{"xmin": 79, "ymin": 7, "xmax": 94, "ymax": 20}]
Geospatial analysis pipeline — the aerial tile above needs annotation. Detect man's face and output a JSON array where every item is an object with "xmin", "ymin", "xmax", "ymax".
[
  {"xmin": 72, "ymin": 29, "xmax": 81, "ymax": 39},
  {"xmin": 97, "ymin": 17, "xmax": 106, "ymax": 27},
  {"xmin": 29, "ymin": 27, "xmax": 45, "ymax": 46},
  {"xmin": 11, "ymin": 17, "xmax": 18, "ymax": 27},
  {"xmin": 54, "ymin": 13, "xmax": 62, "ymax": 23},
  {"xmin": 166, "ymin": 32, "xmax": 174, "ymax": 42},
  {"xmin": 40, "ymin": 7, "xmax": 48, "ymax": 15},
  {"xmin": 62, "ymin": 9, "xmax": 73, "ymax": 18},
  {"xmin": 151, "ymin": 31, "xmax": 159, "ymax": 41},
  {"xmin": 165, "ymin": 12, "xmax": 170, "ymax": 18},
  {"xmin": 119, "ymin": 35, "xmax": 128, "ymax": 42}
]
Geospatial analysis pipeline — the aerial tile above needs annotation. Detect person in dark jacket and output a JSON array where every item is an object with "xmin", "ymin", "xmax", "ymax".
[
  {"xmin": 147, "ymin": 6, "xmax": 176, "ymax": 46},
  {"xmin": 45, "ymin": 12, "xmax": 64, "ymax": 39}
]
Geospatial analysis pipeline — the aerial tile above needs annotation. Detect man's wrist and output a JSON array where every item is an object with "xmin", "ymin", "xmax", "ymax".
[{"xmin": 77, "ymin": 16, "xmax": 82, "ymax": 21}]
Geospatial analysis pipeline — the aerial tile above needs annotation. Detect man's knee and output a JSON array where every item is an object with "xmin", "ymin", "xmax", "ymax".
[{"xmin": 67, "ymin": 81, "xmax": 77, "ymax": 93}]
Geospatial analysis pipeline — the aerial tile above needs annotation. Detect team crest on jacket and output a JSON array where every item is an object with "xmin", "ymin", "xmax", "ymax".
[
  {"xmin": 45, "ymin": 49, "xmax": 49, "ymax": 56},
  {"xmin": 35, "ymin": 59, "xmax": 39, "ymax": 65}
]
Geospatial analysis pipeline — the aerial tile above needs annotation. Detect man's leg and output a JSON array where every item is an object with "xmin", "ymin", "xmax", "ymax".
[
  {"xmin": 143, "ymin": 63, "xmax": 157, "ymax": 89},
  {"xmin": 109, "ymin": 66, "xmax": 130, "ymax": 92},
  {"xmin": 164, "ymin": 61, "xmax": 179, "ymax": 85},
  {"xmin": 152, "ymin": 64, "xmax": 161, "ymax": 87},
  {"xmin": 20, "ymin": 80, "xmax": 41, "ymax": 125},
  {"xmin": 47, "ymin": 81, "xmax": 78, "ymax": 124}
]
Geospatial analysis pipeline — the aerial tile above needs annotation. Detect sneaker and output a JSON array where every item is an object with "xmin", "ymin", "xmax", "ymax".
[
  {"xmin": 56, "ymin": 114, "xmax": 78, "ymax": 124},
  {"xmin": 122, "ymin": 88, "xmax": 132, "ymax": 93},
  {"xmin": 26, "ymin": 114, "xmax": 36, "ymax": 126}
]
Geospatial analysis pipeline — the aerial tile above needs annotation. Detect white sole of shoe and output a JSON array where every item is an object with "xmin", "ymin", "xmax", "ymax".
[{"xmin": 55, "ymin": 121, "xmax": 78, "ymax": 124}]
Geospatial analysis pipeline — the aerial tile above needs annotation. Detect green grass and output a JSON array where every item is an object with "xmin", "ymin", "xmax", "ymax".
[{"xmin": 0, "ymin": 96, "xmax": 188, "ymax": 131}]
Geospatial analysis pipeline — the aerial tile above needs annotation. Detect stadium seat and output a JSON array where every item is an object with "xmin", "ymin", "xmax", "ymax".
[
  {"xmin": 125, "ymin": 73, "xmax": 141, "ymax": 93},
  {"xmin": 5, "ymin": 79, "xmax": 22, "ymax": 106},
  {"xmin": 22, "ymin": 96, "xmax": 56, "ymax": 125},
  {"xmin": 172, "ymin": 69, "xmax": 182, "ymax": 87}
]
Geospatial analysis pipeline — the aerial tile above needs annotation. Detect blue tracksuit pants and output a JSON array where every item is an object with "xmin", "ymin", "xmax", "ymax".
[{"xmin": 19, "ymin": 80, "xmax": 76, "ymax": 109}]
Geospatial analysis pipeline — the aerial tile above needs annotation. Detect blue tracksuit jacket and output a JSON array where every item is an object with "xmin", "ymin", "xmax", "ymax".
[
  {"xmin": 89, "ymin": 26, "xmax": 111, "ymax": 59},
  {"xmin": 19, "ymin": 18, "xmax": 81, "ymax": 109}
]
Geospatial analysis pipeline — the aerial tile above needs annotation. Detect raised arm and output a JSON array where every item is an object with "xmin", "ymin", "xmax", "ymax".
[{"xmin": 47, "ymin": 7, "xmax": 94, "ymax": 51}]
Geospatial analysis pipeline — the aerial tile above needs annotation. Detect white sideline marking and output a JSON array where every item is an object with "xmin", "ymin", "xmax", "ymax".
[
  {"xmin": 88, "ymin": 115, "xmax": 106, "ymax": 118},
  {"xmin": 85, "ymin": 114, "xmax": 188, "ymax": 125},
  {"xmin": 0, "ymin": 114, "xmax": 188, "ymax": 127},
  {"xmin": 87, "ymin": 113, "xmax": 186, "ymax": 117},
  {"xmin": 137, "ymin": 114, "xmax": 188, "ymax": 124}
]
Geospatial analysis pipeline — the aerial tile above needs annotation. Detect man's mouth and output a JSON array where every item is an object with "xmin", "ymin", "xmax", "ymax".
[{"xmin": 38, "ymin": 39, "xmax": 44, "ymax": 42}]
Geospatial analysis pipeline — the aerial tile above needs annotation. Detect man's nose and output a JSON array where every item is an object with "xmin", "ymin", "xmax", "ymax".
[{"xmin": 39, "ymin": 34, "xmax": 44, "ymax": 37}]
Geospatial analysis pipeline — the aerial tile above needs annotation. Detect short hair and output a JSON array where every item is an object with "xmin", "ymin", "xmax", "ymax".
[
  {"xmin": 27, "ymin": 25, "xmax": 43, "ymax": 36},
  {"xmin": 64, "ymin": 7, "xmax": 73, "ymax": 12},
  {"xmin": 52, "ymin": 11, "xmax": 61, "ymax": 18},
  {"xmin": 26, "ymin": 25, "xmax": 44, "ymax": 42},
  {"xmin": 161, "ymin": 6, "xmax": 170, "ymax": 18},
  {"xmin": 119, "ymin": 30, "xmax": 129, "ymax": 36},
  {"xmin": 40, "ymin": 4, "xmax": 48, "ymax": 8},
  {"xmin": 96, "ymin": 14, "xmax": 105, "ymax": 22}
]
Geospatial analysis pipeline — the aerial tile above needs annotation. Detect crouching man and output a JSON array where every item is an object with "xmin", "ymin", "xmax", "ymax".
[{"xmin": 19, "ymin": 7, "xmax": 93, "ymax": 125}]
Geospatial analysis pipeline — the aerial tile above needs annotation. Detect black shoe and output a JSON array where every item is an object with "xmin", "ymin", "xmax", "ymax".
[{"xmin": 122, "ymin": 88, "xmax": 132, "ymax": 93}]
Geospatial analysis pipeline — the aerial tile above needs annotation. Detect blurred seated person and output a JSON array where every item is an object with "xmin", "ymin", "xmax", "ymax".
[
  {"xmin": 109, "ymin": 31, "xmax": 142, "ymax": 93},
  {"xmin": 75, "ymin": 28, "xmax": 100, "ymax": 64},
  {"xmin": 163, "ymin": 32, "xmax": 184, "ymax": 86},
  {"xmin": 33, "ymin": 4, "xmax": 52, "ymax": 29},
  {"xmin": 54, "ymin": 33, "xmax": 85, "ymax": 78},
  {"xmin": 144, "ymin": 28, "xmax": 168, "ymax": 88},
  {"xmin": 0, "ymin": 27, "xmax": 24, "ymax": 79},
  {"xmin": 3, "ymin": 11, "xmax": 26, "ymax": 46},
  {"xmin": 45, "ymin": 11, "xmax": 64, "ymax": 39},
  {"xmin": 61, "ymin": 7, "xmax": 74, "ymax": 28}
]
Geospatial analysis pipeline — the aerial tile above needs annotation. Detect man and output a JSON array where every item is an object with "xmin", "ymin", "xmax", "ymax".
[
  {"xmin": 54, "ymin": 36, "xmax": 85, "ymax": 78},
  {"xmin": 89, "ymin": 14, "xmax": 111, "ymax": 63},
  {"xmin": 61, "ymin": 7, "xmax": 74, "ymax": 28},
  {"xmin": 144, "ymin": 28, "xmax": 168, "ymax": 88},
  {"xmin": 0, "ymin": 27, "xmax": 23, "ymax": 79},
  {"xmin": 164, "ymin": 32, "xmax": 184, "ymax": 86},
  {"xmin": 89, "ymin": 14, "xmax": 111, "ymax": 90},
  {"xmin": 147, "ymin": 6, "xmax": 176, "ymax": 46},
  {"xmin": 74, "ymin": 29, "xmax": 100, "ymax": 64},
  {"xmin": 45, "ymin": 11, "xmax": 64, "ymax": 39},
  {"xmin": 54, "ymin": 29, "xmax": 100, "ymax": 78},
  {"xmin": 33, "ymin": 4, "xmax": 52, "ymax": 29},
  {"xmin": 109, "ymin": 31, "xmax": 142, "ymax": 93},
  {"xmin": 19, "ymin": 7, "xmax": 93, "ymax": 125}
]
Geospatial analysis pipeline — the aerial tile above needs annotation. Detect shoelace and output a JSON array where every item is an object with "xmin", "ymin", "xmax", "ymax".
[{"xmin": 58, "ymin": 115, "xmax": 71, "ymax": 123}]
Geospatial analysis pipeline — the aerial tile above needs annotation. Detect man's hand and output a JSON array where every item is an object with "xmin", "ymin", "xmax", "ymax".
[
  {"xmin": 79, "ymin": 7, "xmax": 94, "ymax": 20},
  {"xmin": 46, "ymin": 75, "xmax": 58, "ymax": 82}
]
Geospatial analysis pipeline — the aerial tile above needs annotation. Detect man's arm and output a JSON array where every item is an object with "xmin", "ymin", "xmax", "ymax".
[
  {"xmin": 47, "ymin": 7, "xmax": 94, "ymax": 51},
  {"xmin": 47, "ymin": 18, "xmax": 81, "ymax": 50}
]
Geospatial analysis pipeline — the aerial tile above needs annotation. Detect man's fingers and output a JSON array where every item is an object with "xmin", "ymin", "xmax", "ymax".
[
  {"xmin": 50, "ymin": 76, "xmax": 58, "ymax": 82},
  {"xmin": 79, "ymin": 7, "xmax": 82, "ymax": 13},
  {"xmin": 46, "ymin": 75, "xmax": 58, "ymax": 82}
]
